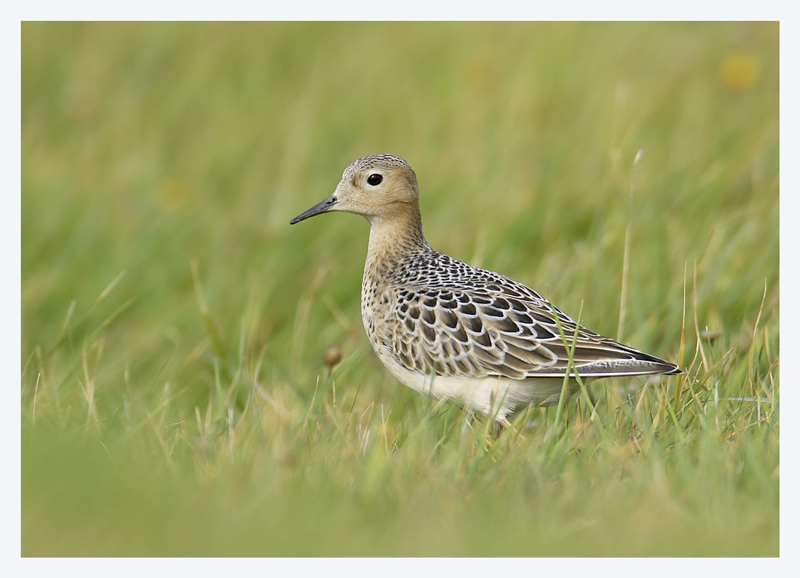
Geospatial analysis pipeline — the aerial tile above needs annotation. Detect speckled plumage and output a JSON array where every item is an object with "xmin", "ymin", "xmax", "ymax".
[{"xmin": 291, "ymin": 154, "xmax": 680, "ymax": 425}]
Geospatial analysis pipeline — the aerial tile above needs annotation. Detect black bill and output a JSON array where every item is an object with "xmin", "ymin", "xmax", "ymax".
[{"xmin": 290, "ymin": 195, "xmax": 338, "ymax": 225}]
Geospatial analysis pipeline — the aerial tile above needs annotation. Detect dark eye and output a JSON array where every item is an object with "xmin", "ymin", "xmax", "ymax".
[{"xmin": 367, "ymin": 173, "xmax": 383, "ymax": 186}]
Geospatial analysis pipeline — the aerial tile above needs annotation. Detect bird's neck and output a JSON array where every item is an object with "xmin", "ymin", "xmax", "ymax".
[{"xmin": 364, "ymin": 204, "xmax": 428, "ymax": 284}]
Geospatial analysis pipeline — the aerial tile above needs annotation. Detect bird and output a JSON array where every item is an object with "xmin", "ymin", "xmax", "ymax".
[{"xmin": 290, "ymin": 154, "xmax": 680, "ymax": 428}]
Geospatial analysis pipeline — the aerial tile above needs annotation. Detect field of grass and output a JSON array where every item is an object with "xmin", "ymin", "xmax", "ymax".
[{"xmin": 21, "ymin": 22, "xmax": 779, "ymax": 556}]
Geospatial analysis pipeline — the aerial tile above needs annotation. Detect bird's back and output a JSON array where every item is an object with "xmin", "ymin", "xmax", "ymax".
[{"xmin": 363, "ymin": 245, "xmax": 680, "ymax": 384}]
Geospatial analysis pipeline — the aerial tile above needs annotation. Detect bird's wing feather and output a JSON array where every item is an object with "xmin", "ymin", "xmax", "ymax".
[{"xmin": 386, "ymin": 269, "xmax": 679, "ymax": 380}]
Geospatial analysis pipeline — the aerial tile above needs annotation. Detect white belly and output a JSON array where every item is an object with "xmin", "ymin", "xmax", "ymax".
[{"xmin": 380, "ymin": 354, "xmax": 580, "ymax": 424}]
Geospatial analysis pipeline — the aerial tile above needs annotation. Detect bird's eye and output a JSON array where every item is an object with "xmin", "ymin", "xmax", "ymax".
[{"xmin": 367, "ymin": 173, "xmax": 383, "ymax": 186}]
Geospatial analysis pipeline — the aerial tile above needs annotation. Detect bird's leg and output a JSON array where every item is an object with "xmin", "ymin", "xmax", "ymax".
[
  {"xmin": 493, "ymin": 416, "xmax": 511, "ymax": 439},
  {"xmin": 493, "ymin": 421, "xmax": 504, "ymax": 439}
]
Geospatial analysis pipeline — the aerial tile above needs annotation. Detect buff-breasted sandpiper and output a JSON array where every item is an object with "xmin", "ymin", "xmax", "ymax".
[{"xmin": 291, "ymin": 154, "xmax": 680, "ymax": 427}]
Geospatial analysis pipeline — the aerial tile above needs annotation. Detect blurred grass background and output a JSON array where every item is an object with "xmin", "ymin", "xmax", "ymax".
[{"xmin": 21, "ymin": 22, "xmax": 778, "ymax": 556}]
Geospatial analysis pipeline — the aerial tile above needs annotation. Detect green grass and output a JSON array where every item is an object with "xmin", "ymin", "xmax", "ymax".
[{"xmin": 21, "ymin": 22, "xmax": 779, "ymax": 556}]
